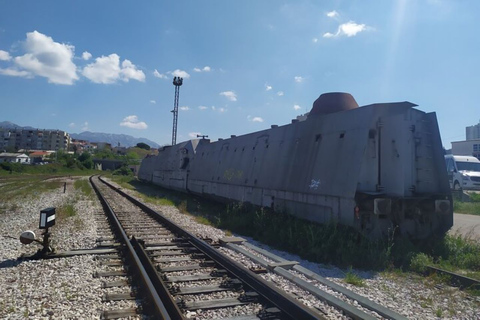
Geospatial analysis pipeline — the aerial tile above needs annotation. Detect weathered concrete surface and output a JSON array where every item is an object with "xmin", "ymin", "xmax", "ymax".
[{"xmin": 449, "ymin": 213, "xmax": 480, "ymax": 240}]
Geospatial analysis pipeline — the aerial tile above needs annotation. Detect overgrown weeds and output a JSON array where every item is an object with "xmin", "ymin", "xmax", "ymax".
[
  {"xmin": 344, "ymin": 267, "xmax": 366, "ymax": 287},
  {"xmin": 453, "ymin": 192, "xmax": 480, "ymax": 216},
  {"xmin": 57, "ymin": 204, "xmax": 76, "ymax": 219},
  {"xmin": 73, "ymin": 179, "xmax": 92, "ymax": 197},
  {"xmin": 0, "ymin": 176, "xmax": 62, "ymax": 203}
]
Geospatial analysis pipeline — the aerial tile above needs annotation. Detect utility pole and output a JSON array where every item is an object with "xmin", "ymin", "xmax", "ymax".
[{"xmin": 171, "ymin": 76, "xmax": 183, "ymax": 145}]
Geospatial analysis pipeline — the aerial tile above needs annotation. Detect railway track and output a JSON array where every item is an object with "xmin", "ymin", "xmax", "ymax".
[
  {"xmin": 425, "ymin": 265, "xmax": 480, "ymax": 290},
  {"xmin": 90, "ymin": 175, "xmax": 409, "ymax": 319}
]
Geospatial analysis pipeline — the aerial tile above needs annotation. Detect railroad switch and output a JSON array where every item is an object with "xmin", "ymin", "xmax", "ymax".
[
  {"xmin": 210, "ymin": 269, "xmax": 228, "ymax": 277},
  {"xmin": 239, "ymin": 291, "xmax": 259, "ymax": 303},
  {"xmin": 221, "ymin": 278, "xmax": 243, "ymax": 291},
  {"xmin": 257, "ymin": 307, "xmax": 282, "ymax": 320},
  {"xmin": 19, "ymin": 207, "xmax": 56, "ymax": 258},
  {"xmin": 250, "ymin": 266, "xmax": 268, "ymax": 274},
  {"xmin": 199, "ymin": 260, "xmax": 215, "ymax": 267}
]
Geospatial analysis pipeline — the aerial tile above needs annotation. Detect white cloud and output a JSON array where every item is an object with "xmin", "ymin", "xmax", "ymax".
[
  {"xmin": 327, "ymin": 10, "xmax": 339, "ymax": 18},
  {"xmin": 265, "ymin": 84, "xmax": 272, "ymax": 91},
  {"xmin": 220, "ymin": 91, "xmax": 237, "ymax": 101},
  {"xmin": 153, "ymin": 69, "xmax": 167, "ymax": 79},
  {"xmin": 150, "ymin": 100, "xmax": 156, "ymax": 104},
  {"xmin": 193, "ymin": 66, "xmax": 211, "ymax": 72},
  {"xmin": 198, "ymin": 105, "xmax": 208, "ymax": 110},
  {"xmin": 0, "ymin": 68, "xmax": 32, "ymax": 77},
  {"xmin": 171, "ymin": 69, "xmax": 190, "ymax": 79},
  {"xmin": 180, "ymin": 106, "xmax": 190, "ymax": 111},
  {"xmin": 12, "ymin": 30, "xmax": 78, "ymax": 85},
  {"xmin": 294, "ymin": 76, "xmax": 304, "ymax": 83},
  {"xmin": 277, "ymin": 91, "xmax": 284, "ymax": 96},
  {"xmin": 82, "ymin": 53, "xmax": 145, "ymax": 84},
  {"xmin": 312, "ymin": 38, "xmax": 318, "ymax": 43},
  {"xmin": 82, "ymin": 54, "xmax": 120, "ymax": 84},
  {"xmin": 0, "ymin": 50, "xmax": 11, "ymax": 61},
  {"xmin": 120, "ymin": 115, "xmax": 148, "ymax": 129},
  {"xmin": 294, "ymin": 104, "xmax": 301, "ymax": 110},
  {"xmin": 210, "ymin": 106, "xmax": 226, "ymax": 113},
  {"xmin": 120, "ymin": 59, "xmax": 145, "ymax": 82},
  {"xmin": 323, "ymin": 21, "xmax": 368, "ymax": 38},
  {"xmin": 247, "ymin": 116, "xmax": 264, "ymax": 123},
  {"xmin": 82, "ymin": 51, "xmax": 92, "ymax": 60},
  {"xmin": 81, "ymin": 122, "xmax": 89, "ymax": 131},
  {"xmin": 68, "ymin": 122, "xmax": 75, "ymax": 128}
]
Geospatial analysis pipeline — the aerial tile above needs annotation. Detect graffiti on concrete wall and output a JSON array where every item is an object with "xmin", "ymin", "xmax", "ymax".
[
  {"xmin": 309, "ymin": 179, "xmax": 321, "ymax": 190},
  {"xmin": 223, "ymin": 168, "xmax": 244, "ymax": 181}
]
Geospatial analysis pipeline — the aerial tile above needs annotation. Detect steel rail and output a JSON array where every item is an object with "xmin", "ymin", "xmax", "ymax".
[
  {"xmin": 98, "ymin": 176, "xmax": 323, "ymax": 320},
  {"xmin": 426, "ymin": 265, "xmax": 480, "ymax": 290},
  {"xmin": 240, "ymin": 241, "xmax": 408, "ymax": 320},
  {"xmin": 90, "ymin": 176, "xmax": 173, "ymax": 320}
]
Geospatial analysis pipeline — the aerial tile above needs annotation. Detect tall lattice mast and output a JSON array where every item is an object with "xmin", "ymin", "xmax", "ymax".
[{"xmin": 171, "ymin": 76, "xmax": 183, "ymax": 145}]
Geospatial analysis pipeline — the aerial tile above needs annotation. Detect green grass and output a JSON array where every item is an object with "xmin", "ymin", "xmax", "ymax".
[
  {"xmin": 0, "ymin": 175, "xmax": 63, "ymax": 205},
  {"xmin": 73, "ymin": 178, "xmax": 92, "ymax": 197},
  {"xmin": 453, "ymin": 192, "xmax": 480, "ymax": 216},
  {"xmin": 57, "ymin": 204, "xmax": 76, "ymax": 219},
  {"xmin": 435, "ymin": 308, "xmax": 443, "ymax": 317},
  {"xmin": 453, "ymin": 202, "xmax": 480, "ymax": 215},
  {"xmin": 409, "ymin": 234, "xmax": 480, "ymax": 295},
  {"xmin": 344, "ymin": 268, "xmax": 366, "ymax": 287},
  {"xmin": 0, "ymin": 162, "xmax": 98, "ymax": 176}
]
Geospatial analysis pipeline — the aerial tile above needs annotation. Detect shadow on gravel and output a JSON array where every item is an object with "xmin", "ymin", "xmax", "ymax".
[{"xmin": 0, "ymin": 258, "xmax": 25, "ymax": 269}]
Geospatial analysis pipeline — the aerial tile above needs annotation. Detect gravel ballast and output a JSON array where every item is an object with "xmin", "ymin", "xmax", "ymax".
[{"xmin": 1, "ymin": 176, "xmax": 479, "ymax": 319}]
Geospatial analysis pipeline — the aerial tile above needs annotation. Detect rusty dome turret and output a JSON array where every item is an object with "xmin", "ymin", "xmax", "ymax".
[{"xmin": 309, "ymin": 92, "xmax": 358, "ymax": 117}]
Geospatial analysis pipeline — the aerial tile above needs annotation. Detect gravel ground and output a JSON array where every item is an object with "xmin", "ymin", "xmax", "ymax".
[
  {"xmin": 1, "ymin": 176, "xmax": 479, "ymax": 320},
  {"xmin": 0, "ymin": 177, "xmax": 140, "ymax": 319}
]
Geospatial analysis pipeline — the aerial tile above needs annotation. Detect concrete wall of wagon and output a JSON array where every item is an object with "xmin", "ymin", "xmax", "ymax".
[
  {"xmin": 187, "ymin": 103, "xmax": 451, "ymax": 227},
  {"xmin": 187, "ymin": 106, "xmax": 379, "ymax": 224},
  {"xmin": 138, "ymin": 140, "xmax": 199, "ymax": 191},
  {"xmin": 354, "ymin": 103, "xmax": 449, "ymax": 197},
  {"xmin": 138, "ymin": 99, "xmax": 452, "ymax": 237}
]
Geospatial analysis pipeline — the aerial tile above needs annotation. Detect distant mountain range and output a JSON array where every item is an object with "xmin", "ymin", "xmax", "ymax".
[
  {"xmin": 70, "ymin": 132, "xmax": 160, "ymax": 148},
  {"xmin": 0, "ymin": 121, "xmax": 36, "ymax": 130},
  {"xmin": 0, "ymin": 121, "xmax": 160, "ymax": 148}
]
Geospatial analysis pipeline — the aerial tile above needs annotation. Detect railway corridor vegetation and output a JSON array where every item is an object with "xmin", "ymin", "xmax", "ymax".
[
  {"xmin": 0, "ymin": 176, "xmax": 61, "ymax": 214},
  {"xmin": 111, "ymin": 177, "xmax": 480, "ymax": 286},
  {"xmin": 453, "ymin": 191, "xmax": 480, "ymax": 216},
  {"xmin": 0, "ymin": 146, "xmax": 146, "ymax": 176}
]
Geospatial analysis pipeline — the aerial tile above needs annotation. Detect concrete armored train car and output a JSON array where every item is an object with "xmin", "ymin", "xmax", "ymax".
[{"xmin": 139, "ymin": 93, "xmax": 452, "ymax": 239}]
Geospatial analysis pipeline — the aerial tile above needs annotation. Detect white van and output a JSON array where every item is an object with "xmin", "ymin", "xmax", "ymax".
[{"xmin": 444, "ymin": 155, "xmax": 480, "ymax": 190}]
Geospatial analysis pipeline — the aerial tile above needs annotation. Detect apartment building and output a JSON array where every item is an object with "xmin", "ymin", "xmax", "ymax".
[
  {"xmin": 466, "ymin": 121, "xmax": 480, "ymax": 140},
  {"xmin": 0, "ymin": 128, "xmax": 70, "ymax": 151}
]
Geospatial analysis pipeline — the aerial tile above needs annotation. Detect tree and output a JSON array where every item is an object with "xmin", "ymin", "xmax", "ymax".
[
  {"xmin": 136, "ymin": 142, "xmax": 150, "ymax": 150},
  {"xmin": 78, "ymin": 152, "xmax": 94, "ymax": 169}
]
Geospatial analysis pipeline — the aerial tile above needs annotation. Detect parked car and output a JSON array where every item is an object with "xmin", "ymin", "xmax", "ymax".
[{"xmin": 444, "ymin": 155, "xmax": 480, "ymax": 190}]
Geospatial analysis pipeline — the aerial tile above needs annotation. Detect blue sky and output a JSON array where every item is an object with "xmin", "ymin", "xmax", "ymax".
[{"xmin": 0, "ymin": 1, "xmax": 478, "ymax": 148}]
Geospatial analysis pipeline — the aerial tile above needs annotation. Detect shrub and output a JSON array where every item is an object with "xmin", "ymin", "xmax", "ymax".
[
  {"xmin": 113, "ymin": 166, "xmax": 133, "ymax": 176},
  {"xmin": 410, "ymin": 253, "xmax": 433, "ymax": 273}
]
